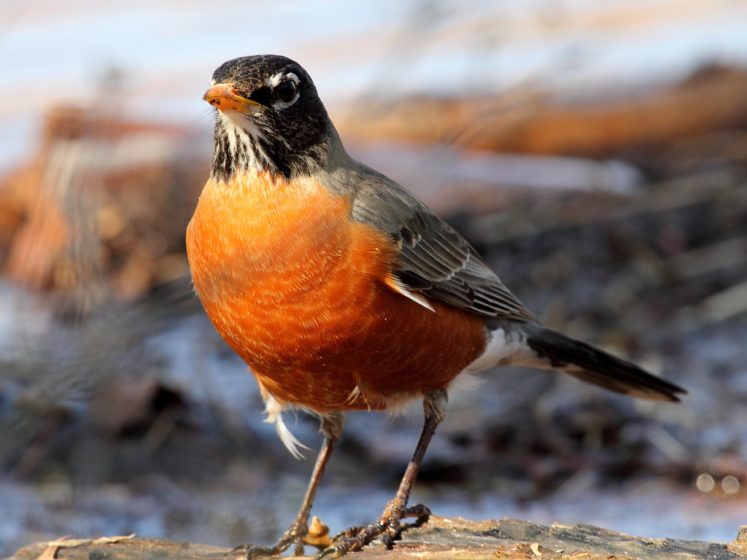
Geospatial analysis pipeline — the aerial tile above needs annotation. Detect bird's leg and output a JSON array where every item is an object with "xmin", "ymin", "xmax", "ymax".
[
  {"xmin": 238, "ymin": 412, "xmax": 344, "ymax": 558},
  {"xmin": 321, "ymin": 389, "xmax": 448, "ymax": 558}
]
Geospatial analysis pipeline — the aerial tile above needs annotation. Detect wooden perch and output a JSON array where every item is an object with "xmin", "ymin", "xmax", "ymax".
[{"xmin": 10, "ymin": 517, "xmax": 747, "ymax": 560}]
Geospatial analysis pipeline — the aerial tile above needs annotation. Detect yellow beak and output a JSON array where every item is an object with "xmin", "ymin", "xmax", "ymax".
[{"xmin": 203, "ymin": 83, "xmax": 262, "ymax": 113}]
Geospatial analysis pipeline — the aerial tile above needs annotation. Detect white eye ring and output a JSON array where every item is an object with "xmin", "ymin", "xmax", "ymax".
[
  {"xmin": 266, "ymin": 71, "xmax": 299, "ymax": 88},
  {"xmin": 268, "ymin": 72, "xmax": 301, "ymax": 110}
]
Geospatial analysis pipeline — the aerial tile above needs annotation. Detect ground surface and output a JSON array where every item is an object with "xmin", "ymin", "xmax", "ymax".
[{"xmin": 9, "ymin": 517, "xmax": 747, "ymax": 560}]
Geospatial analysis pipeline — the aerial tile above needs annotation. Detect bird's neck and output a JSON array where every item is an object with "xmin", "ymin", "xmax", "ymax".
[{"xmin": 210, "ymin": 113, "xmax": 345, "ymax": 182}]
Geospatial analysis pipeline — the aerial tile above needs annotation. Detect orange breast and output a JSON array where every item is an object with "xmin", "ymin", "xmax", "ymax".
[{"xmin": 186, "ymin": 171, "xmax": 486, "ymax": 412}]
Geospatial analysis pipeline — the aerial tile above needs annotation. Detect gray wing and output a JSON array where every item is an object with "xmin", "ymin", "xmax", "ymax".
[{"xmin": 344, "ymin": 164, "xmax": 535, "ymax": 322}]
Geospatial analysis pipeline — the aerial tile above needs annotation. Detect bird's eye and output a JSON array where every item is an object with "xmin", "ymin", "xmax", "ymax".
[{"xmin": 276, "ymin": 79, "xmax": 298, "ymax": 104}]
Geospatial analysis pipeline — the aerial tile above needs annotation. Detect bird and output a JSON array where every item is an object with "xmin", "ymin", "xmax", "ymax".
[{"xmin": 186, "ymin": 54, "xmax": 686, "ymax": 558}]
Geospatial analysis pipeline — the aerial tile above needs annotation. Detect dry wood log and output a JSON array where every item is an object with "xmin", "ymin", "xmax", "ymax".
[{"xmin": 8, "ymin": 517, "xmax": 747, "ymax": 560}]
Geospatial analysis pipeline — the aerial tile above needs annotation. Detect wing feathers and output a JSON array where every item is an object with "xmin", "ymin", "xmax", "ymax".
[{"xmin": 347, "ymin": 164, "xmax": 534, "ymax": 321}]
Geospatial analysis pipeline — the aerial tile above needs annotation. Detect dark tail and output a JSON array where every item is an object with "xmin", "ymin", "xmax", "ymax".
[{"xmin": 524, "ymin": 325, "xmax": 686, "ymax": 402}]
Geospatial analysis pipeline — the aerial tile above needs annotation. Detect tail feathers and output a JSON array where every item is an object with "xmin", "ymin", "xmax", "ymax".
[{"xmin": 524, "ymin": 325, "xmax": 686, "ymax": 402}]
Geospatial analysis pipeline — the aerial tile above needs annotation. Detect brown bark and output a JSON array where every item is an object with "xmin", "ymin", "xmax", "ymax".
[{"xmin": 10, "ymin": 517, "xmax": 747, "ymax": 560}]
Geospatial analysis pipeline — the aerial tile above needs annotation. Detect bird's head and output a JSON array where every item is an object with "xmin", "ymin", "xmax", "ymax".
[{"xmin": 204, "ymin": 55, "xmax": 336, "ymax": 180}]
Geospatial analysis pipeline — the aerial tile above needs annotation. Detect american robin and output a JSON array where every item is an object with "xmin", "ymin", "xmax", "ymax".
[{"xmin": 186, "ymin": 55, "xmax": 685, "ymax": 558}]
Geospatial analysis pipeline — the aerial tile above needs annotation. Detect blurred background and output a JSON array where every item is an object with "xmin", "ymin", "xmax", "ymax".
[{"xmin": 1, "ymin": 0, "xmax": 747, "ymax": 555}]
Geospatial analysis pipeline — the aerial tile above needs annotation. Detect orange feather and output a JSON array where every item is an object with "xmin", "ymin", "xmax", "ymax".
[{"xmin": 186, "ymin": 171, "xmax": 486, "ymax": 412}]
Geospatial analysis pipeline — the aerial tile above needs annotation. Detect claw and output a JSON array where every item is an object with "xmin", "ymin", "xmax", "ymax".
[
  {"xmin": 234, "ymin": 516, "xmax": 335, "ymax": 558},
  {"xmin": 318, "ymin": 502, "xmax": 431, "ymax": 558},
  {"xmin": 317, "ymin": 546, "xmax": 338, "ymax": 559}
]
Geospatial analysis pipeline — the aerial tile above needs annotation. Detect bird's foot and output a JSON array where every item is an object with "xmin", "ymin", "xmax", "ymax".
[
  {"xmin": 235, "ymin": 516, "xmax": 332, "ymax": 558},
  {"xmin": 319, "ymin": 502, "xmax": 430, "ymax": 558}
]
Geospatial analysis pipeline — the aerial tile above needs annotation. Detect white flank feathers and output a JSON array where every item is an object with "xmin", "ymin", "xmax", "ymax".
[
  {"xmin": 462, "ymin": 327, "xmax": 540, "ymax": 374},
  {"xmin": 263, "ymin": 395, "xmax": 310, "ymax": 459}
]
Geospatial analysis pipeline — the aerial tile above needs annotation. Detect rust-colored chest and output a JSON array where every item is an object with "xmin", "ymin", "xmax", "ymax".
[{"xmin": 186, "ymin": 171, "xmax": 486, "ymax": 412}]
